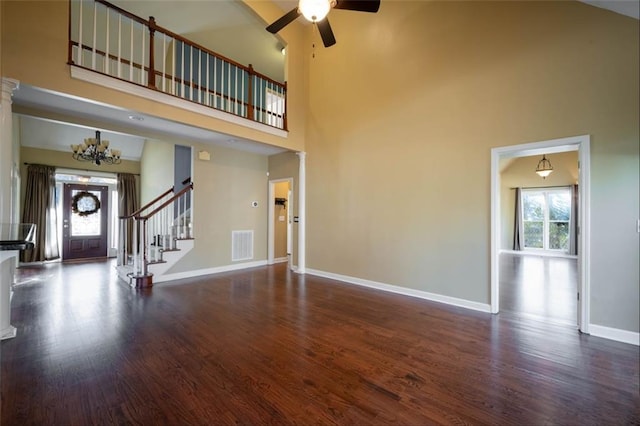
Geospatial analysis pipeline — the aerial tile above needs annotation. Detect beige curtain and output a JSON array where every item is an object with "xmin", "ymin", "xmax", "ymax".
[
  {"xmin": 21, "ymin": 165, "xmax": 59, "ymax": 262},
  {"xmin": 117, "ymin": 173, "xmax": 138, "ymax": 253}
]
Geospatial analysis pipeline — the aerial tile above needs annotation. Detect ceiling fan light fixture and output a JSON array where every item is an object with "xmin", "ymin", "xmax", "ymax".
[
  {"xmin": 535, "ymin": 154, "xmax": 553, "ymax": 179},
  {"xmin": 299, "ymin": 0, "xmax": 332, "ymax": 22}
]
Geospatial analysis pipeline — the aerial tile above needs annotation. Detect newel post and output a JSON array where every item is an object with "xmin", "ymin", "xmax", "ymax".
[
  {"xmin": 247, "ymin": 64, "xmax": 254, "ymax": 121},
  {"xmin": 147, "ymin": 16, "xmax": 157, "ymax": 89}
]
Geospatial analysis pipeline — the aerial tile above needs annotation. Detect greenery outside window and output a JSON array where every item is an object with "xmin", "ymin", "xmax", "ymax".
[{"xmin": 522, "ymin": 188, "xmax": 571, "ymax": 251}]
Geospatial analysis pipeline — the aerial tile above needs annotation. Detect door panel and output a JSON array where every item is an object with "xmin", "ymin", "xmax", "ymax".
[{"xmin": 62, "ymin": 184, "xmax": 108, "ymax": 260}]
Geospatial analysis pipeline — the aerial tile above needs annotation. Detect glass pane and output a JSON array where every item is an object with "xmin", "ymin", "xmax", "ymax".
[
  {"xmin": 549, "ymin": 221, "xmax": 570, "ymax": 250},
  {"xmin": 71, "ymin": 190, "xmax": 101, "ymax": 236},
  {"xmin": 522, "ymin": 193, "xmax": 544, "ymax": 220},
  {"xmin": 549, "ymin": 192, "xmax": 571, "ymax": 221},
  {"xmin": 524, "ymin": 221, "xmax": 543, "ymax": 248}
]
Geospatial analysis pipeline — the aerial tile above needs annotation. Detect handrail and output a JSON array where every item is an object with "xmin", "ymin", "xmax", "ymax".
[
  {"xmin": 120, "ymin": 177, "xmax": 191, "ymax": 219},
  {"xmin": 140, "ymin": 183, "xmax": 193, "ymax": 220},
  {"xmin": 120, "ymin": 186, "xmax": 173, "ymax": 220},
  {"xmin": 117, "ymin": 181, "xmax": 194, "ymax": 284},
  {"xmin": 69, "ymin": 0, "xmax": 287, "ymax": 130}
]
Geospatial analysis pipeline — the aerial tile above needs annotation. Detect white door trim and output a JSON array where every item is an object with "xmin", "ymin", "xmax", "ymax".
[
  {"xmin": 490, "ymin": 135, "xmax": 591, "ymax": 333},
  {"xmin": 267, "ymin": 178, "xmax": 293, "ymax": 266}
]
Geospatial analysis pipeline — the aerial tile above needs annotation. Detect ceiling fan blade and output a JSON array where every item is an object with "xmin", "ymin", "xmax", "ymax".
[
  {"xmin": 334, "ymin": 0, "xmax": 380, "ymax": 13},
  {"xmin": 266, "ymin": 8, "xmax": 300, "ymax": 34},
  {"xmin": 316, "ymin": 18, "xmax": 336, "ymax": 48}
]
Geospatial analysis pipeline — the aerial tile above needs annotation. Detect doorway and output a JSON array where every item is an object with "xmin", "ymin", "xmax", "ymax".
[
  {"xmin": 268, "ymin": 178, "xmax": 293, "ymax": 268},
  {"xmin": 62, "ymin": 183, "xmax": 109, "ymax": 260},
  {"xmin": 491, "ymin": 135, "xmax": 591, "ymax": 333}
]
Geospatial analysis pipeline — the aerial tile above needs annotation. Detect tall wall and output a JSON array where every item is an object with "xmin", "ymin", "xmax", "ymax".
[{"xmin": 304, "ymin": 1, "xmax": 639, "ymax": 332}]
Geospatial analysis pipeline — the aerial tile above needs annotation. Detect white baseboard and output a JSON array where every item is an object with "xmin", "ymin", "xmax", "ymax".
[
  {"xmin": 154, "ymin": 260, "xmax": 268, "ymax": 284},
  {"xmin": 274, "ymin": 257, "xmax": 289, "ymax": 264},
  {"xmin": 499, "ymin": 249, "xmax": 578, "ymax": 259},
  {"xmin": 305, "ymin": 268, "xmax": 492, "ymax": 313},
  {"xmin": 588, "ymin": 324, "xmax": 639, "ymax": 346}
]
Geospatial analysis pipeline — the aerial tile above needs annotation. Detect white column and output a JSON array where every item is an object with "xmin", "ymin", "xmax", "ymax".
[
  {"xmin": 0, "ymin": 78, "xmax": 19, "ymax": 224},
  {"xmin": 0, "ymin": 78, "xmax": 19, "ymax": 340},
  {"xmin": 296, "ymin": 151, "xmax": 306, "ymax": 274}
]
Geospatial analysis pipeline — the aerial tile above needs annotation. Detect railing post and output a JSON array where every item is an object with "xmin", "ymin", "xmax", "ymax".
[
  {"xmin": 118, "ymin": 218, "xmax": 125, "ymax": 266},
  {"xmin": 132, "ymin": 218, "xmax": 139, "ymax": 274},
  {"xmin": 283, "ymin": 81, "xmax": 288, "ymax": 131},
  {"xmin": 247, "ymin": 64, "xmax": 254, "ymax": 121},
  {"xmin": 147, "ymin": 16, "xmax": 156, "ymax": 89},
  {"xmin": 142, "ymin": 218, "xmax": 148, "ymax": 276}
]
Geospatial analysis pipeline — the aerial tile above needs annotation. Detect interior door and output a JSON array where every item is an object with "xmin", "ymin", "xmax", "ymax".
[{"xmin": 62, "ymin": 184, "xmax": 108, "ymax": 260}]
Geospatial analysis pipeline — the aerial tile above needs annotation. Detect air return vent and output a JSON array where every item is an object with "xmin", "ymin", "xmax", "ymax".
[{"xmin": 232, "ymin": 230, "xmax": 254, "ymax": 261}]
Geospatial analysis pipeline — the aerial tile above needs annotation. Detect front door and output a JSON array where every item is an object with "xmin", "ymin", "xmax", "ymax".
[{"xmin": 62, "ymin": 184, "xmax": 108, "ymax": 260}]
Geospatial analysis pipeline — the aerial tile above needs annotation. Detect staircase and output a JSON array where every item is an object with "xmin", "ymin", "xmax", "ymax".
[{"xmin": 117, "ymin": 180, "xmax": 194, "ymax": 288}]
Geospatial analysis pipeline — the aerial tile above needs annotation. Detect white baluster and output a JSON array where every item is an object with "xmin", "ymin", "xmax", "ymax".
[
  {"xmin": 206, "ymin": 53, "xmax": 210, "ymax": 106},
  {"xmin": 117, "ymin": 15, "xmax": 121, "ymax": 78},
  {"xmin": 91, "ymin": 3, "xmax": 98, "ymax": 69},
  {"xmin": 129, "ymin": 19, "xmax": 134, "ymax": 81},
  {"xmin": 161, "ymin": 33, "xmax": 165, "ymax": 92},
  {"xmin": 77, "ymin": 0, "xmax": 83, "ymax": 66},
  {"xmin": 104, "ymin": 8, "xmax": 110, "ymax": 74},
  {"xmin": 141, "ymin": 22, "xmax": 145, "ymax": 85}
]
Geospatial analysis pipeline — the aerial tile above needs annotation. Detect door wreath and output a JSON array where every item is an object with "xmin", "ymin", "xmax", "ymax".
[{"xmin": 72, "ymin": 191, "xmax": 101, "ymax": 217}]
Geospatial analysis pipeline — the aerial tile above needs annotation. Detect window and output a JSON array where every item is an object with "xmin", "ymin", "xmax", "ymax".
[{"xmin": 522, "ymin": 188, "xmax": 571, "ymax": 251}]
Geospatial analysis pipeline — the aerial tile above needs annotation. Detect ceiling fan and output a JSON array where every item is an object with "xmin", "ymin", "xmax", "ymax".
[{"xmin": 266, "ymin": 0, "xmax": 380, "ymax": 48}]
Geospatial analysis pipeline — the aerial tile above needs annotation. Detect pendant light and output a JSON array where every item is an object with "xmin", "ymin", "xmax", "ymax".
[{"xmin": 535, "ymin": 154, "xmax": 553, "ymax": 179}]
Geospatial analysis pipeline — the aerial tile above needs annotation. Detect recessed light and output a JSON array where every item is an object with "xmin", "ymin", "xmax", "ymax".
[{"xmin": 128, "ymin": 115, "xmax": 144, "ymax": 121}]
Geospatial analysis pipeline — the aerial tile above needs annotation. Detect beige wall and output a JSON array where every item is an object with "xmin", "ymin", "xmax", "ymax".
[
  {"xmin": 500, "ymin": 151, "xmax": 579, "ymax": 250},
  {"xmin": 140, "ymin": 139, "xmax": 174, "ymax": 206},
  {"xmin": 163, "ymin": 142, "xmax": 269, "ymax": 273},
  {"xmin": 304, "ymin": 1, "xmax": 639, "ymax": 332},
  {"xmin": 1, "ymin": 0, "xmax": 305, "ymax": 153}
]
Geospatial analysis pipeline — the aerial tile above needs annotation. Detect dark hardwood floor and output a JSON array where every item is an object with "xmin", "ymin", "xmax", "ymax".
[
  {"xmin": 2, "ymin": 260, "xmax": 638, "ymax": 425},
  {"xmin": 500, "ymin": 252, "xmax": 578, "ymax": 325}
]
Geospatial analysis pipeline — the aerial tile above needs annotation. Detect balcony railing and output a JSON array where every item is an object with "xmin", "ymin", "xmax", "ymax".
[{"xmin": 68, "ymin": 0, "xmax": 287, "ymax": 130}]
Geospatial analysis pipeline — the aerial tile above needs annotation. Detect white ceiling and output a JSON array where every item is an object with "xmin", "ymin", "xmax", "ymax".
[
  {"xmin": 581, "ymin": 1, "xmax": 640, "ymax": 19},
  {"xmin": 13, "ymin": 84, "xmax": 287, "ymax": 157}
]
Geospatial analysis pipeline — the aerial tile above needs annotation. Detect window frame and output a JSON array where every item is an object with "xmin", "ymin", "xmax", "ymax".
[{"xmin": 521, "ymin": 187, "xmax": 572, "ymax": 253}]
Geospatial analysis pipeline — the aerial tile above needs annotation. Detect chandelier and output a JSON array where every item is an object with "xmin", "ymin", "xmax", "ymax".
[
  {"xmin": 535, "ymin": 154, "xmax": 553, "ymax": 179},
  {"xmin": 70, "ymin": 130, "xmax": 122, "ymax": 165}
]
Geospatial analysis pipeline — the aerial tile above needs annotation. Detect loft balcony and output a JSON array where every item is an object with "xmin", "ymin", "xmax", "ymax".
[{"xmin": 68, "ymin": 0, "xmax": 287, "ymax": 131}]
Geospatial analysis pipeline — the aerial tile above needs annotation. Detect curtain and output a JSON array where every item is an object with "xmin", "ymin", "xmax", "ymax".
[
  {"xmin": 569, "ymin": 184, "xmax": 579, "ymax": 255},
  {"xmin": 513, "ymin": 187, "xmax": 524, "ymax": 250},
  {"xmin": 21, "ymin": 165, "xmax": 59, "ymax": 262},
  {"xmin": 117, "ymin": 173, "xmax": 138, "ymax": 253}
]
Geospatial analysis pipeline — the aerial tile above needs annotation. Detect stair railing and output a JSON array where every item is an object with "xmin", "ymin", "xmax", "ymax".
[
  {"xmin": 68, "ymin": 0, "xmax": 287, "ymax": 130},
  {"xmin": 118, "ymin": 180, "xmax": 193, "ymax": 280}
]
